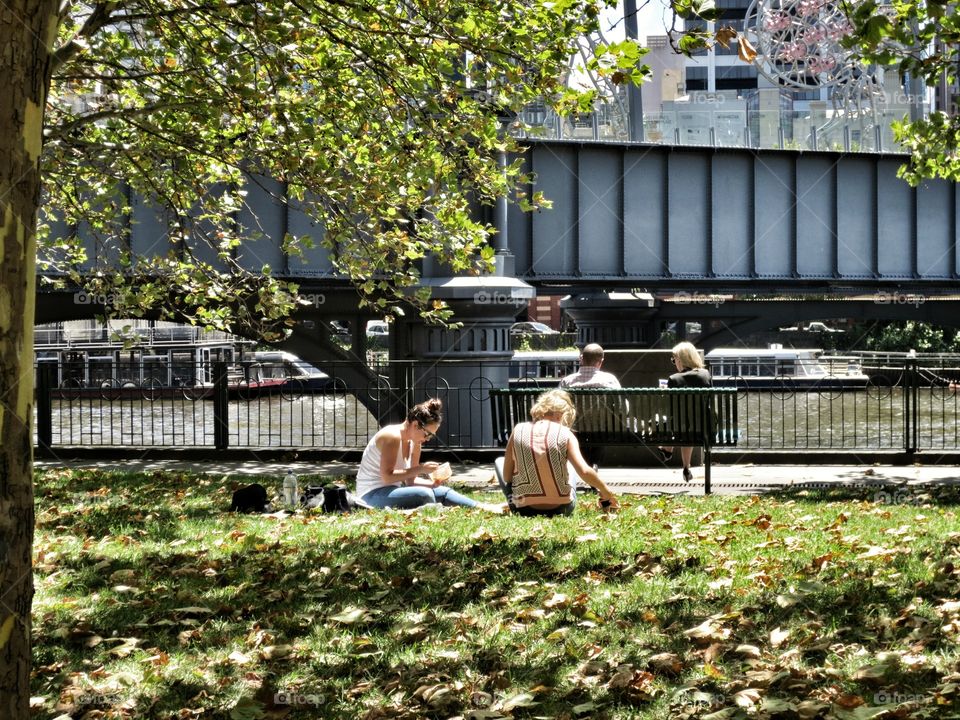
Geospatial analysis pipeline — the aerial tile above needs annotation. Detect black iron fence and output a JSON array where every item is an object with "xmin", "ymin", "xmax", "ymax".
[{"xmin": 32, "ymin": 358, "xmax": 960, "ymax": 454}]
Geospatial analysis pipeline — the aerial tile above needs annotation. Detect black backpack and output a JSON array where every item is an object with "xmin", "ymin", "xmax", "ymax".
[
  {"xmin": 301, "ymin": 484, "xmax": 360, "ymax": 513},
  {"xmin": 229, "ymin": 483, "xmax": 270, "ymax": 513}
]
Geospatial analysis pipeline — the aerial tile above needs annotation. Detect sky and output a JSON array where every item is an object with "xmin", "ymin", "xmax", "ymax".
[{"xmin": 603, "ymin": 0, "xmax": 673, "ymax": 43}]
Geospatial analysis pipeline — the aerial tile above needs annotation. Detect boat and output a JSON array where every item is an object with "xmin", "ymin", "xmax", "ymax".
[
  {"xmin": 509, "ymin": 350, "xmax": 580, "ymax": 386},
  {"xmin": 35, "ymin": 321, "xmax": 334, "ymax": 400},
  {"xmin": 246, "ymin": 351, "xmax": 336, "ymax": 396},
  {"xmin": 705, "ymin": 347, "xmax": 870, "ymax": 391}
]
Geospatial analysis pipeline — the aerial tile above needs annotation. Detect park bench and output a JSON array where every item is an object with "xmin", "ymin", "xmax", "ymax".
[{"xmin": 489, "ymin": 387, "xmax": 739, "ymax": 494}]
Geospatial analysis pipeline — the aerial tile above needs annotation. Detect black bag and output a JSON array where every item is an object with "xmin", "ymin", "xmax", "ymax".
[
  {"xmin": 300, "ymin": 485, "xmax": 327, "ymax": 510},
  {"xmin": 323, "ymin": 485, "xmax": 352, "ymax": 513},
  {"xmin": 229, "ymin": 483, "xmax": 270, "ymax": 513},
  {"xmin": 300, "ymin": 483, "xmax": 362, "ymax": 513}
]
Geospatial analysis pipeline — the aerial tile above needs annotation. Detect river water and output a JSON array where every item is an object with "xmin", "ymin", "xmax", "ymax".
[
  {"xmin": 41, "ymin": 387, "xmax": 960, "ymax": 452},
  {"xmin": 47, "ymin": 393, "xmax": 380, "ymax": 449}
]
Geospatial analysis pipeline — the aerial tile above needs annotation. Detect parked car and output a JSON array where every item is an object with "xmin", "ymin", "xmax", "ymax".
[
  {"xmin": 510, "ymin": 321, "xmax": 559, "ymax": 335},
  {"xmin": 366, "ymin": 320, "xmax": 389, "ymax": 337},
  {"xmin": 804, "ymin": 322, "xmax": 843, "ymax": 333},
  {"xmin": 328, "ymin": 320, "xmax": 350, "ymax": 339}
]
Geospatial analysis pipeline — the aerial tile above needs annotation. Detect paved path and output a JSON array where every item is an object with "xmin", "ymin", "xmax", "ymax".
[{"xmin": 35, "ymin": 457, "xmax": 960, "ymax": 496}]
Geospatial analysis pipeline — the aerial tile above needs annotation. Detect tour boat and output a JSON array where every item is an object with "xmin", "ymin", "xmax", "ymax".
[
  {"xmin": 35, "ymin": 321, "xmax": 332, "ymax": 400},
  {"xmin": 705, "ymin": 347, "xmax": 870, "ymax": 391}
]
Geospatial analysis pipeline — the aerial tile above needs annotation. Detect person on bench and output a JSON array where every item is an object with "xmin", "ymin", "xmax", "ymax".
[
  {"xmin": 357, "ymin": 398, "xmax": 505, "ymax": 513},
  {"xmin": 495, "ymin": 389, "xmax": 620, "ymax": 516},
  {"xmin": 559, "ymin": 343, "xmax": 621, "ymax": 470},
  {"xmin": 658, "ymin": 341, "xmax": 713, "ymax": 483}
]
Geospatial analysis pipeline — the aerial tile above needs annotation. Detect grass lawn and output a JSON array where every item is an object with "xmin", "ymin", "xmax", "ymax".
[{"xmin": 30, "ymin": 468, "xmax": 960, "ymax": 720}]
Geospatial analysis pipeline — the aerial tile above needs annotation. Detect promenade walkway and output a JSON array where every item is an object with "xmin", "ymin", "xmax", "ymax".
[{"xmin": 34, "ymin": 457, "xmax": 960, "ymax": 496}]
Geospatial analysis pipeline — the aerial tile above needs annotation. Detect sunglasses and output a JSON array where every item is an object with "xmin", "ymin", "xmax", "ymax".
[{"xmin": 418, "ymin": 422, "xmax": 437, "ymax": 441}]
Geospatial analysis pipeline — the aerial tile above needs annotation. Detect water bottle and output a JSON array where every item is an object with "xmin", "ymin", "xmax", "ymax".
[{"xmin": 282, "ymin": 470, "xmax": 298, "ymax": 508}]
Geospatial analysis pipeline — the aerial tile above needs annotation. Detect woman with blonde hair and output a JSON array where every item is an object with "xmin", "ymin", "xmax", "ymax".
[
  {"xmin": 496, "ymin": 389, "xmax": 619, "ymax": 515},
  {"xmin": 658, "ymin": 341, "xmax": 712, "ymax": 482}
]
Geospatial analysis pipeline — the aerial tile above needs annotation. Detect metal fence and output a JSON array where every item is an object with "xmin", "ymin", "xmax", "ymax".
[{"xmin": 33, "ymin": 358, "xmax": 960, "ymax": 454}]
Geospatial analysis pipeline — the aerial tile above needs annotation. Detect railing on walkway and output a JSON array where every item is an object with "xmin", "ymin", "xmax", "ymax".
[
  {"xmin": 33, "ymin": 359, "xmax": 960, "ymax": 454},
  {"xmin": 515, "ymin": 100, "xmax": 908, "ymax": 155}
]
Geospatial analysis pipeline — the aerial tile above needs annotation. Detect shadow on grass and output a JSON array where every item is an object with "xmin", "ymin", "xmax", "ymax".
[{"xmin": 32, "ymin": 468, "xmax": 960, "ymax": 719}]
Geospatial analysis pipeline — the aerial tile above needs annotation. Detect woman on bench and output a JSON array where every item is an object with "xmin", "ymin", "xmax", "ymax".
[
  {"xmin": 496, "ymin": 389, "xmax": 620, "ymax": 515},
  {"xmin": 659, "ymin": 341, "xmax": 713, "ymax": 482}
]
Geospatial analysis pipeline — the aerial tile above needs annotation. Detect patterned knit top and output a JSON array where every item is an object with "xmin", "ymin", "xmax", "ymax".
[{"xmin": 509, "ymin": 420, "xmax": 574, "ymax": 509}]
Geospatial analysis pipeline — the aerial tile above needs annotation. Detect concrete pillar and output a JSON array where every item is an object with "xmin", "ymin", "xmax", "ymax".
[
  {"xmin": 390, "ymin": 277, "xmax": 533, "ymax": 447},
  {"xmin": 561, "ymin": 290, "xmax": 658, "ymax": 349}
]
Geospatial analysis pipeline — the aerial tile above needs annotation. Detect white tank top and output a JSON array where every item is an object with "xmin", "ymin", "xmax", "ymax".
[{"xmin": 355, "ymin": 427, "xmax": 412, "ymax": 497}]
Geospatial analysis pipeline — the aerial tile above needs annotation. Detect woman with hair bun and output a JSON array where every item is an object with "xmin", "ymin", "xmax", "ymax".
[
  {"xmin": 357, "ymin": 398, "xmax": 505, "ymax": 512},
  {"xmin": 496, "ymin": 389, "xmax": 619, "ymax": 515}
]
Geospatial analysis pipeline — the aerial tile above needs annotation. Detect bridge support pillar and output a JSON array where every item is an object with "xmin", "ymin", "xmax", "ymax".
[
  {"xmin": 390, "ymin": 277, "xmax": 533, "ymax": 447},
  {"xmin": 561, "ymin": 290, "xmax": 658, "ymax": 349}
]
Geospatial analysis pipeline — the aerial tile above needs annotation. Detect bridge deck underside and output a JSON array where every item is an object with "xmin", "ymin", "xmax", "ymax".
[
  {"xmin": 41, "ymin": 142, "xmax": 957, "ymax": 292},
  {"xmin": 509, "ymin": 143, "xmax": 957, "ymax": 288}
]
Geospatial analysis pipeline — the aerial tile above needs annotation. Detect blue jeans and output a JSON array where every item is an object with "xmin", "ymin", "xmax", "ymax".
[{"xmin": 361, "ymin": 484, "xmax": 479, "ymax": 510}]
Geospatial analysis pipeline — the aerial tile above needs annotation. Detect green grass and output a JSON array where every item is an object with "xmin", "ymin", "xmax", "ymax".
[{"xmin": 30, "ymin": 468, "xmax": 960, "ymax": 719}]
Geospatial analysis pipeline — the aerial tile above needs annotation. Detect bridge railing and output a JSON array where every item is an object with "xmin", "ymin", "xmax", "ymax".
[
  {"xmin": 517, "ymin": 101, "xmax": 907, "ymax": 154},
  {"xmin": 33, "ymin": 358, "xmax": 960, "ymax": 455}
]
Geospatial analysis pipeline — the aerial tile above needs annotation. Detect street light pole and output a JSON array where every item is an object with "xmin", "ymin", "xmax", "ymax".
[{"xmin": 624, "ymin": 0, "xmax": 645, "ymax": 141}]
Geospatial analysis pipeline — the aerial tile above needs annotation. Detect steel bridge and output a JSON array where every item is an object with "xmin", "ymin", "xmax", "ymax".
[{"xmin": 39, "ymin": 140, "xmax": 960, "ymax": 292}]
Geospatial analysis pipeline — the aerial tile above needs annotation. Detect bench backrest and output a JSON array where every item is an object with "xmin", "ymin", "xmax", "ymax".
[{"xmin": 490, "ymin": 387, "xmax": 739, "ymax": 447}]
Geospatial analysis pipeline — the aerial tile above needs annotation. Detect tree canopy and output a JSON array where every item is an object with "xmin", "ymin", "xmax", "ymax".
[{"xmin": 40, "ymin": 0, "xmax": 643, "ymax": 337}]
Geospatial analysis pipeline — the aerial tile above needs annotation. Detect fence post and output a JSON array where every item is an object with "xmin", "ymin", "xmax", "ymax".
[
  {"xmin": 213, "ymin": 361, "xmax": 229, "ymax": 450},
  {"xmin": 36, "ymin": 362, "xmax": 56, "ymax": 452},
  {"xmin": 702, "ymin": 393, "xmax": 712, "ymax": 495},
  {"xmin": 903, "ymin": 359, "xmax": 918, "ymax": 454}
]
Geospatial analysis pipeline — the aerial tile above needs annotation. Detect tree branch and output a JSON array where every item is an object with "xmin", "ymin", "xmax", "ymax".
[{"xmin": 52, "ymin": 1, "xmax": 121, "ymax": 73}]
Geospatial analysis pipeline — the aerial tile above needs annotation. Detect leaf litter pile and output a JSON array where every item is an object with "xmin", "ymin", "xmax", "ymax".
[{"xmin": 30, "ymin": 468, "xmax": 960, "ymax": 719}]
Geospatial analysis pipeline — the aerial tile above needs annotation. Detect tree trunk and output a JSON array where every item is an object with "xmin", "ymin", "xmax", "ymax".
[{"xmin": 0, "ymin": 1, "xmax": 58, "ymax": 717}]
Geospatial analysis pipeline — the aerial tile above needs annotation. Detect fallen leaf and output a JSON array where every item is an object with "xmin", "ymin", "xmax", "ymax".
[
  {"xmin": 329, "ymin": 607, "xmax": 372, "ymax": 624},
  {"xmin": 734, "ymin": 688, "xmax": 762, "ymax": 708},
  {"xmin": 770, "ymin": 626, "xmax": 790, "ymax": 648},
  {"xmin": 852, "ymin": 663, "xmax": 891, "ymax": 680},
  {"xmin": 499, "ymin": 692, "xmax": 538, "ymax": 711},
  {"xmin": 737, "ymin": 33, "xmax": 757, "ymax": 63}
]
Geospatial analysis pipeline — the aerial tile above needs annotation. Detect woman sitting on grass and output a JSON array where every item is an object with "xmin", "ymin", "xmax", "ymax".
[
  {"xmin": 356, "ymin": 398, "xmax": 505, "ymax": 513},
  {"xmin": 496, "ymin": 389, "xmax": 620, "ymax": 516}
]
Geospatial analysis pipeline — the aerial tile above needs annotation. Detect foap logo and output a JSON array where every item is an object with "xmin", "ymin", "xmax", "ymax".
[
  {"xmin": 299, "ymin": 293, "xmax": 326, "ymax": 307},
  {"xmin": 474, "ymin": 290, "xmax": 527, "ymax": 307},
  {"xmin": 887, "ymin": 92, "xmax": 928, "ymax": 106},
  {"xmin": 673, "ymin": 291, "xmax": 726, "ymax": 307},
  {"xmin": 874, "ymin": 489, "xmax": 923, "ymax": 507},
  {"xmin": 77, "ymin": 692, "xmax": 122, "ymax": 707},
  {"xmin": 874, "ymin": 691, "xmax": 923, "ymax": 705},
  {"xmin": 689, "ymin": 93, "xmax": 726, "ymax": 106},
  {"xmin": 274, "ymin": 691, "xmax": 324, "ymax": 707},
  {"xmin": 73, "ymin": 290, "xmax": 121, "ymax": 307},
  {"xmin": 873, "ymin": 291, "xmax": 925, "ymax": 307}
]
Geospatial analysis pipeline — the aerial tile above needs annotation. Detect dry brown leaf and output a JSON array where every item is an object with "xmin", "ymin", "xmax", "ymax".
[
  {"xmin": 737, "ymin": 33, "xmax": 757, "ymax": 63},
  {"xmin": 770, "ymin": 626, "xmax": 790, "ymax": 648},
  {"xmin": 734, "ymin": 688, "xmax": 762, "ymax": 708},
  {"xmin": 647, "ymin": 652, "xmax": 683, "ymax": 674},
  {"xmin": 228, "ymin": 651, "xmax": 253, "ymax": 665},
  {"xmin": 259, "ymin": 644, "xmax": 295, "ymax": 660}
]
